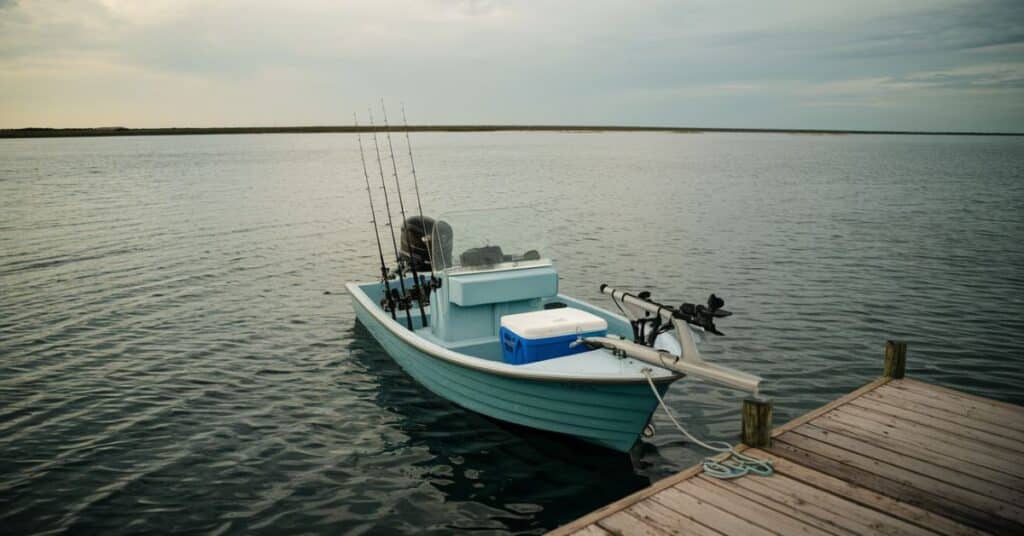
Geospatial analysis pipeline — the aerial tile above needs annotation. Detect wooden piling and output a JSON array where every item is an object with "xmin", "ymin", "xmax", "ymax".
[
  {"xmin": 884, "ymin": 340, "xmax": 907, "ymax": 378},
  {"xmin": 741, "ymin": 397, "xmax": 772, "ymax": 447}
]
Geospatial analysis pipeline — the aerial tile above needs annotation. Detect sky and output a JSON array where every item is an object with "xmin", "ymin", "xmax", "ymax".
[{"xmin": 1, "ymin": 0, "xmax": 1022, "ymax": 132}]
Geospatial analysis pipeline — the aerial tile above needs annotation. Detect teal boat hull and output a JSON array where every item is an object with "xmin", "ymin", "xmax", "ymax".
[{"xmin": 349, "ymin": 282, "xmax": 674, "ymax": 452}]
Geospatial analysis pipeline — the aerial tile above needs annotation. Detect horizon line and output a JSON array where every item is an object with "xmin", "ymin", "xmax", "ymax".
[{"xmin": 2, "ymin": 124, "xmax": 1022, "ymax": 138}]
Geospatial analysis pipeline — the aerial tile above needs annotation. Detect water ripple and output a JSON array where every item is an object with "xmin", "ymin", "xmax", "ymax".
[{"xmin": 1, "ymin": 132, "xmax": 1023, "ymax": 534}]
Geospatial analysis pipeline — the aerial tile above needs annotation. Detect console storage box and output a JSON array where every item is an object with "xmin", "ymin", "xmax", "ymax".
[{"xmin": 499, "ymin": 308, "xmax": 608, "ymax": 365}]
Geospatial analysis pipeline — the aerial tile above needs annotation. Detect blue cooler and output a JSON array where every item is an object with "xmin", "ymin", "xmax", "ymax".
[{"xmin": 499, "ymin": 308, "xmax": 608, "ymax": 365}]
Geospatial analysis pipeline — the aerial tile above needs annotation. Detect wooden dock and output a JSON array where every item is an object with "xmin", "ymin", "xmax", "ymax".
[{"xmin": 550, "ymin": 342, "xmax": 1024, "ymax": 535}]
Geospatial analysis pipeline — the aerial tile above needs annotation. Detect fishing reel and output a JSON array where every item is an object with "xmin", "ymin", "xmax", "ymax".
[
  {"xmin": 379, "ymin": 266, "xmax": 439, "ymax": 314},
  {"xmin": 675, "ymin": 294, "xmax": 732, "ymax": 336},
  {"xmin": 381, "ymin": 287, "xmax": 413, "ymax": 312}
]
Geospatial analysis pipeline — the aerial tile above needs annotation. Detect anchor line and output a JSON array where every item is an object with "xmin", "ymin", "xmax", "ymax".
[
  {"xmin": 354, "ymin": 113, "xmax": 396, "ymax": 320},
  {"xmin": 642, "ymin": 369, "xmax": 773, "ymax": 479},
  {"xmin": 368, "ymin": 108, "xmax": 414, "ymax": 330}
]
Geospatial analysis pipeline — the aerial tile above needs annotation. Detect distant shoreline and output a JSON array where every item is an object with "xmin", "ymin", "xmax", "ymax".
[{"xmin": 1, "ymin": 125, "xmax": 1021, "ymax": 139}]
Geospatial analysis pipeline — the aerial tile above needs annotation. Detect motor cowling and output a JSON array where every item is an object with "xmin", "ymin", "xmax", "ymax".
[{"xmin": 400, "ymin": 216, "xmax": 435, "ymax": 272}]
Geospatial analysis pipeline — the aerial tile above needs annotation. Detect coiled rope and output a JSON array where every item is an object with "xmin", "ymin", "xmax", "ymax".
[{"xmin": 643, "ymin": 369, "xmax": 773, "ymax": 479}]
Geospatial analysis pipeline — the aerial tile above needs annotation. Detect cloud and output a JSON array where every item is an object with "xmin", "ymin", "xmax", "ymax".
[
  {"xmin": 0, "ymin": 0, "xmax": 1022, "ymax": 131},
  {"xmin": 902, "ymin": 63, "xmax": 1024, "ymax": 89},
  {"xmin": 799, "ymin": 63, "xmax": 1024, "ymax": 99}
]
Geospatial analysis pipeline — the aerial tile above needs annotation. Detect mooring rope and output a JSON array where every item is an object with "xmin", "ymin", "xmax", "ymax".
[{"xmin": 643, "ymin": 369, "xmax": 774, "ymax": 479}]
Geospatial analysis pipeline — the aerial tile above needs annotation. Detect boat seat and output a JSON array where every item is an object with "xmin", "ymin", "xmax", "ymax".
[
  {"xmin": 448, "ymin": 266, "xmax": 558, "ymax": 307},
  {"xmin": 460, "ymin": 245, "xmax": 504, "ymax": 266},
  {"xmin": 459, "ymin": 247, "xmax": 541, "ymax": 267}
]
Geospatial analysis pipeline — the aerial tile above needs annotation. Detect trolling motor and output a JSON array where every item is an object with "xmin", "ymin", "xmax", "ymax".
[
  {"xmin": 600, "ymin": 284, "xmax": 732, "ymax": 346},
  {"xmin": 575, "ymin": 284, "xmax": 760, "ymax": 393}
]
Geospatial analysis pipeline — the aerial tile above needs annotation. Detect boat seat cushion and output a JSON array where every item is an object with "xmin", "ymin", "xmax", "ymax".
[
  {"xmin": 448, "ymin": 266, "xmax": 558, "ymax": 306},
  {"xmin": 460, "ymin": 246, "xmax": 504, "ymax": 266}
]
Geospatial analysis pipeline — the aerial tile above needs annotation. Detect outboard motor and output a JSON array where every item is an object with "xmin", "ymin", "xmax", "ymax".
[
  {"xmin": 431, "ymin": 220, "xmax": 454, "ymax": 270},
  {"xmin": 400, "ymin": 216, "xmax": 435, "ymax": 272}
]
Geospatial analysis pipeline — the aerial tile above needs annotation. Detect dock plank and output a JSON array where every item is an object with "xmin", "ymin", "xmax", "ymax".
[
  {"xmin": 651, "ymin": 486, "xmax": 777, "ymax": 536},
  {"xmin": 624, "ymin": 499, "xmax": 724, "ymax": 536},
  {"xmin": 597, "ymin": 511, "xmax": 667, "ymax": 536},
  {"xmin": 549, "ymin": 377, "xmax": 1023, "ymax": 536},
  {"xmin": 769, "ymin": 436, "xmax": 1022, "ymax": 534},
  {"xmin": 698, "ymin": 475, "xmax": 864, "ymax": 536},
  {"xmin": 899, "ymin": 378, "xmax": 1024, "ymax": 413},
  {"xmin": 879, "ymin": 385, "xmax": 1024, "ymax": 437},
  {"xmin": 816, "ymin": 407, "xmax": 1024, "ymax": 487},
  {"xmin": 778, "ymin": 430, "xmax": 1024, "ymax": 523},
  {"xmin": 843, "ymin": 398, "xmax": 1024, "ymax": 460},
  {"xmin": 570, "ymin": 525, "xmax": 612, "ymax": 536},
  {"xmin": 849, "ymin": 390, "xmax": 1024, "ymax": 447},
  {"xmin": 791, "ymin": 423, "xmax": 1024, "ymax": 504},
  {"xmin": 771, "ymin": 377, "xmax": 892, "ymax": 437},
  {"xmin": 896, "ymin": 379, "xmax": 1024, "ymax": 418},
  {"xmin": 546, "ymin": 460, "xmax": 717, "ymax": 536},
  {"xmin": 871, "ymin": 384, "xmax": 1024, "ymax": 437},
  {"xmin": 680, "ymin": 477, "xmax": 831, "ymax": 535},
  {"xmin": 747, "ymin": 449, "xmax": 986, "ymax": 536},
  {"xmin": 720, "ymin": 471, "xmax": 931, "ymax": 536}
]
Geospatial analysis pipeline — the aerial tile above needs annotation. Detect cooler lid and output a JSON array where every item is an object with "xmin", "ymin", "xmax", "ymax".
[{"xmin": 500, "ymin": 307, "xmax": 608, "ymax": 339}]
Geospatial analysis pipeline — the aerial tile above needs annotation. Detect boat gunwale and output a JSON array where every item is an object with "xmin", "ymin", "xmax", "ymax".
[{"xmin": 346, "ymin": 280, "xmax": 683, "ymax": 385}]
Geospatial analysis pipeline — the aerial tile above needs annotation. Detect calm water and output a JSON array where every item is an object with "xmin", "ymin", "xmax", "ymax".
[{"xmin": 2, "ymin": 132, "xmax": 1023, "ymax": 534}]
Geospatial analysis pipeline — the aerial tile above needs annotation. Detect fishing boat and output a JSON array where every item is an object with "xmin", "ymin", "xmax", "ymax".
[{"xmin": 346, "ymin": 106, "xmax": 762, "ymax": 452}]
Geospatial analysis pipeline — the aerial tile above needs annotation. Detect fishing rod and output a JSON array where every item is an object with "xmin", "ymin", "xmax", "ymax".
[
  {"xmin": 400, "ymin": 103, "xmax": 436, "ymax": 287},
  {"xmin": 354, "ymin": 113, "xmax": 396, "ymax": 320},
  {"xmin": 381, "ymin": 99, "xmax": 429, "ymax": 328},
  {"xmin": 368, "ymin": 108, "xmax": 414, "ymax": 330}
]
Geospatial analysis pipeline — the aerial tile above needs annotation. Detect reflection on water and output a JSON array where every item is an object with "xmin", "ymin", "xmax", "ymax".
[{"xmin": 1, "ymin": 132, "xmax": 1022, "ymax": 533}]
